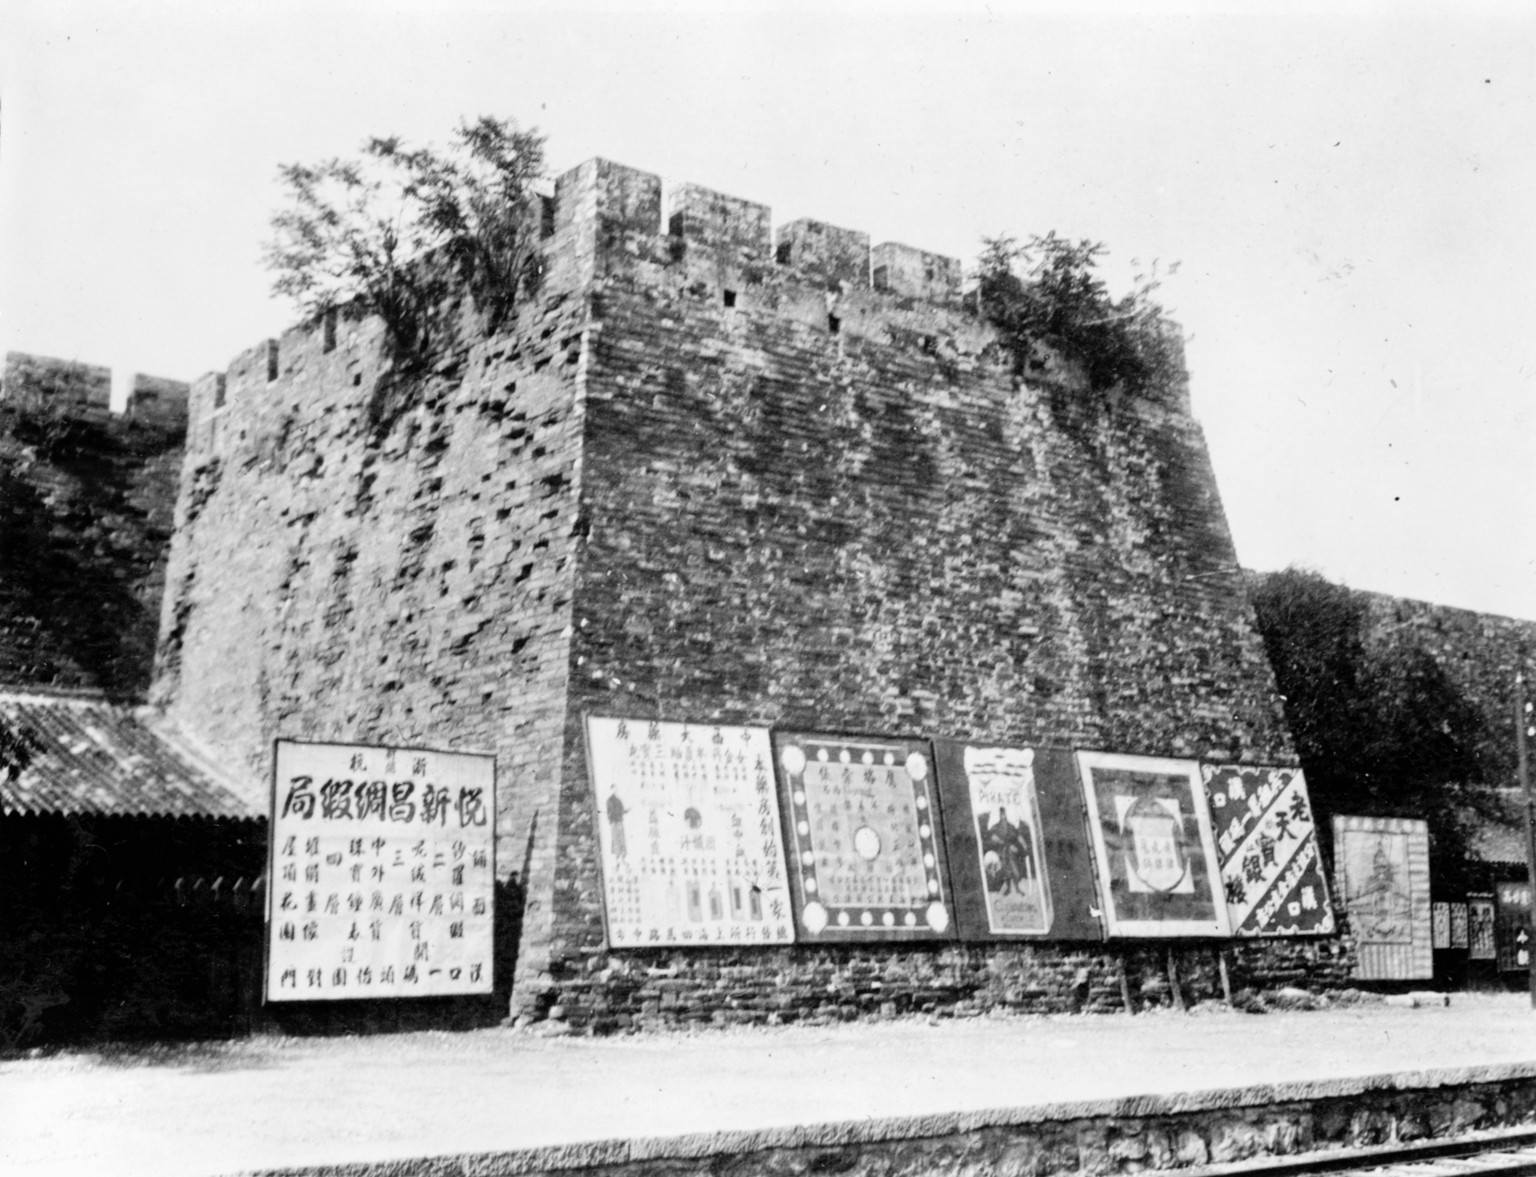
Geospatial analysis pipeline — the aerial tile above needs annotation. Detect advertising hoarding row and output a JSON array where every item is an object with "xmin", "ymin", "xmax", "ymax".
[{"xmin": 583, "ymin": 718, "xmax": 1341, "ymax": 948}]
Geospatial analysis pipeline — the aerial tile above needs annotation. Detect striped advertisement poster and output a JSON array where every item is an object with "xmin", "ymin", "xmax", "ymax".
[{"xmin": 1200, "ymin": 764, "xmax": 1335, "ymax": 937}]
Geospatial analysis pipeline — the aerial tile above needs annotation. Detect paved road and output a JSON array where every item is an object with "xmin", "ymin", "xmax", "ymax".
[{"xmin": 5, "ymin": 994, "xmax": 1536, "ymax": 1177}]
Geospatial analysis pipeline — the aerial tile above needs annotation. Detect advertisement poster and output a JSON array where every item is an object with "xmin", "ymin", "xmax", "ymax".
[
  {"xmin": 584, "ymin": 717, "xmax": 795, "ymax": 948},
  {"xmin": 1495, "ymin": 883, "xmax": 1531, "ymax": 971},
  {"xmin": 1200, "ymin": 764, "xmax": 1335, "ymax": 937},
  {"xmin": 934, "ymin": 741, "xmax": 1102, "ymax": 941},
  {"xmin": 1333, "ymin": 815, "xmax": 1432, "ymax": 980},
  {"xmin": 1469, "ymin": 893, "xmax": 1496, "ymax": 961},
  {"xmin": 1075, "ymin": 751, "xmax": 1230, "ymax": 938},
  {"xmin": 1450, "ymin": 902, "xmax": 1470, "ymax": 950},
  {"xmin": 266, "ymin": 739, "xmax": 495, "ymax": 1001},
  {"xmin": 774, "ymin": 731, "xmax": 953, "ymax": 941},
  {"xmin": 1431, "ymin": 902, "xmax": 1450, "ymax": 949}
]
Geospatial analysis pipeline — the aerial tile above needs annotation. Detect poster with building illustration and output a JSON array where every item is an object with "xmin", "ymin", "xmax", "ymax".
[
  {"xmin": 265, "ymin": 739, "xmax": 496, "ymax": 1002},
  {"xmin": 1333, "ymin": 815, "xmax": 1432, "ymax": 980},
  {"xmin": 774, "ymin": 731, "xmax": 953, "ymax": 941},
  {"xmin": 1200, "ymin": 764, "xmax": 1334, "ymax": 937},
  {"xmin": 1495, "ymin": 883, "xmax": 1530, "ymax": 971},
  {"xmin": 1468, "ymin": 893, "xmax": 1496, "ymax": 961},
  {"xmin": 584, "ymin": 716, "xmax": 795, "ymax": 948},
  {"xmin": 1075, "ymin": 752, "xmax": 1230, "ymax": 938}
]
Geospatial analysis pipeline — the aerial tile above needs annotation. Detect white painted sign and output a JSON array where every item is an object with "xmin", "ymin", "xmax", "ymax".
[
  {"xmin": 266, "ymin": 739, "xmax": 495, "ymax": 1001},
  {"xmin": 585, "ymin": 716, "xmax": 795, "ymax": 947}
]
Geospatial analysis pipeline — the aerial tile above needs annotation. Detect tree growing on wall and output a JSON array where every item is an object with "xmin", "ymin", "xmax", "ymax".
[
  {"xmin": 263, "ymin": 116, "xmax": 546, "ymax": 363},
  {"xmin": 975, "ymin": 233, "xmax": 1183, "ymax": 397},
  {"xmin": 1249, "ymin": 567, "xmax": 1499, "ymax": 891}
]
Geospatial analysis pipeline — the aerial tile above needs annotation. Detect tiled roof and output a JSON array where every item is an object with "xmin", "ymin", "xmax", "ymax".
[{"xmin": 0, "ymin": 689, "xmax": 261, "ymax": 819}]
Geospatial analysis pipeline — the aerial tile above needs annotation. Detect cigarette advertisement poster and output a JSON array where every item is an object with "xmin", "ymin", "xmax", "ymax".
[
  {"xmin": 774, "ymin": 731, "xmax": 953, "ymax": 942},
  {"xmin": 1200, "ymin": 764, "xmax": 1335, "ymax": 937},
  {"xmin": 1333, "ymin": 815, "xmax": 1432, "ymax": 980},
  {"xmin": 1075, "ymin": 752, "xmax": 1229, "ymax": 938},
  {"xmin": 934, "ymin": 740, "xmax": 1102, "ymax": 941},
  {"xmin": 1450, "ymin": 902, "xmax": 1470, "ymax": 950},
  {"xmin": 1431, "ymin": 902, "xmax": 1450, "ymax": 949},
  {"xmin": 584, "ymin": 716, "xmax": 795, "ymax": 948},
  {"xmin": 266, "ymin": 739, "xmax": 495, "ymax": 1001}
]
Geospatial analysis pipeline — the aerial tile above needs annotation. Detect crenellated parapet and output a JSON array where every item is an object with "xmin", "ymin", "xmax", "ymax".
[{"xmin": 1, "ymin": 350, "xmax": 189, "ymax": 435}]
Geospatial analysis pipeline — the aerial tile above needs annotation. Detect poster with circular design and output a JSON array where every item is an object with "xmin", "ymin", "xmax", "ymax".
[{"xmin": 771, "ymin": 730, "xmax": 954, "ymax": 941}]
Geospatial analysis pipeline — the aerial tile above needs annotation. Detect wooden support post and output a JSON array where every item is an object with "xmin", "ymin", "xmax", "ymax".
[
  {"xmin": 1167, "ymin": 946, "xmax": 1186, "ymax": 1012},
  {"xmin": 1217, "ymin": 948, "xmax": 1234, "ymax": 1005},
  {"xmin": 1118, "ymin": 955, "xmax": 1135, "ymax": 1015}
]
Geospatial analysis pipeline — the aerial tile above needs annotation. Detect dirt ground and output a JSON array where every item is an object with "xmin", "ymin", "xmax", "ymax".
[{"xmin": 5, "ymin": 994, "xmax": 1536, "ymax": 1177}]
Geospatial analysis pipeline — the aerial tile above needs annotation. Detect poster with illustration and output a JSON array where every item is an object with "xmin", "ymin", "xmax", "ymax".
[
  {"xmin": 1333, "ymin": 815, "xmax": 1432, "ymax": 980},
  {"xmin": 934, "ymin": 741, "xmax": 1102, "ymax": 940},
  {"xmin": 1431, "ymin": 902, "xmax": 1450, "ymax": 949},
  {"xmin": 1450, "ymin": 902, "xmax": 1470, "ymax": 949},
  {"xmin": 1075, "ymin": 751, "xmax": 1230, "ymax": 938},
  {"xmin": 1468, "ymin": 893, "xmax": 1496, "ymax": 961},
  {"xmin": 1200, "ymin": 764, "xmax": 1335, "ymax": 937},
  {"xmin": 1495, "ymin": 883, "xmax": 1530, "ymax": 971},
  {"xmin": 774, "ymin": 731, "xmax": 953, "ymax": 942},
  {"xmin": 584, "ymin": 716, "xmax": 795, "ymax": 948}
]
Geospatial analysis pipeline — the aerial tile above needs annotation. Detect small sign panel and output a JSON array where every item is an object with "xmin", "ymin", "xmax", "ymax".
[
  {"xmin": 1450, "ymin": 902, "xmax": 1470, "ymax": 949},
  {"xmin": 1495, "ymin": 883, "xmax": 1531, "ymax": 971},
  {"xmin": 774, "ymin": 731, "xmax": 953, "ymax": 941},
  {"xmin": 1076, "ymin": 751, "xmax": 1230, "ymax": 938},
  {"xmin": 584, "ymin": 716, "xmax": 795, "ymax": 948},
  {"xmin": 266, "ymin": 740, "xmax": 495, "ymax": 1001},
  {"xmin": 1469, "ymin": 893, "xmax": 1497, "ymax": 961},
  {"xmin": 1431, "ymin": 902, "xmax": 1451, "ymax": 949}
]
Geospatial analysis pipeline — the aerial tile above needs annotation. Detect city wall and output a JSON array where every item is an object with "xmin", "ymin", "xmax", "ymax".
[{"xmin": 153, "ymin": 158, "xmax": 1349, "ymax": 1029}]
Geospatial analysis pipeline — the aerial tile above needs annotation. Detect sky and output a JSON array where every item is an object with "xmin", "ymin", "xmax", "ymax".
[{"xmin": 3, "ymin": 1, "xmax": 1535, "ymax": 620}]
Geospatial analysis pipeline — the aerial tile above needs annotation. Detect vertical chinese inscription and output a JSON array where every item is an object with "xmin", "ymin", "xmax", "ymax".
[
  {"xmin": 585, "ymin": 717, "xmax": 795, "ymax": 947},
  {"xmin": 1495, "ymin": 883, "xmax": 1531, "ymax": 971},
  {"xmin": 266, "ymin": 740, "xmax": 495, "ymax": 1001}
]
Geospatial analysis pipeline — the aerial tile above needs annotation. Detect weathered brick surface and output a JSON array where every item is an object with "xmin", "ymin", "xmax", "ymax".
[
  {"xmin": 157, "ymin": 157, "xmax": 1346, "ymax": 1029},
  {"xmin": 0, "ymin": 352, "xmax": 187, "ymax": 696}
]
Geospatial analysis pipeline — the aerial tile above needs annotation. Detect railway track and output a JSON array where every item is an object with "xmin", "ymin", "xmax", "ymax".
[{"xmin": 1175, "ymin": 1127, "xmax": 1536, "ymax": 1177}]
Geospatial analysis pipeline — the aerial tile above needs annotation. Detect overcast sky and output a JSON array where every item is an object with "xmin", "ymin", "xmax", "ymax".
[{"xmin": 4, "ymin": 2, "xmax": 1534, "ymax": 621}]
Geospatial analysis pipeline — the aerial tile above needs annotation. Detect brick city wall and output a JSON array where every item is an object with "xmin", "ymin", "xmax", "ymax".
[
  {"xmin": 158, "ymin": 157, "xmax": 1350, "ymax": 1030},
  {"xmin": 0, "ymin": 351, "xmax": 188, "ymax": 696}
]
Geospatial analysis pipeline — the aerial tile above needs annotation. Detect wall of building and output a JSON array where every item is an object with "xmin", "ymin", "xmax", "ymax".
[
  {"xmin": 0, "ymin": 352, "xmax": 188, "ymax": 696},
  {"xmin": 157, "ymin": 158, "xmax": 1338, "ymax": 1030}
]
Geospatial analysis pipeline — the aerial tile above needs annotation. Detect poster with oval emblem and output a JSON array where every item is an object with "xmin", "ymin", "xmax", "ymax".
[
  {"xmin": 773, "ymin": 731, "xmax": 954, "ymax": 941},
  {"xmin": 1075, "ymin": 751, "xmax": 1231, "ymax": 938}
]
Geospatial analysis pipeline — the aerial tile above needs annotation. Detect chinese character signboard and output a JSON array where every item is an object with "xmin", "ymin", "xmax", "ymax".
[
  {"xmin": 1450, "ymin": 902, "xmax": 1470, "ymax": 949},
  {"xmin": 1075, "ymin": 752, "xmax": 1230, "ymax": 938},
  {"xmin": 266, "ymin": 740, "xmax": 495, "ymax": 1001},
  {"xmin": 775, "ymin": 731, "xmax": 953, "ymax": 941},
  {"xmin": 1495, "ymin": 883, "xmax": 1531, "ymax": 972},
  {"xmin": 1333, "ymin": 815, "xmax": 1431, "ymax": 980},
  {"xmin": 1200, "ymin": 764, "xmax": 1334, "ymax": 937},
  {"xmin": 1431, "ymin": 902, "xmax": 1450, "ymax": 949},
  {"xmin": 584, "ymin": 717, "xmax": 795, "ymax": 948},
  {"xmin": 1468, "ymin": 893, "xmax": 1496, "ymax": 961},
  {"xmin": 934, "ymin": 741, "xmax": 1102, "ymax": 941}
]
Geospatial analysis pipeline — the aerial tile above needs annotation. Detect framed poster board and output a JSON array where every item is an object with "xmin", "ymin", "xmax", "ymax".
[
  {"xmin": 1332, "ymin": 815, "xmax": 1432, "ymax": 980},
  {"xmin": 1495, "ymin": 883, "xmax": 1531, "ymax": 971},
  {"xmin": 1470, "ymin": 893, "xmax": 1497, "ymax": 961},
  {"xmin": 1201, "ymin": 764, "xmax": 1335, "ymax": 937},
  {"xmin": 774, "ymin": 731, "xmax": 953, "ymax": 941},
  {"xmin": 266, "ymin": 739, "xmax": 495, "ymax": 1001},
  {"xmin": 1431, "ymin": 902, "xmax": 1450, "ymax": 949},
  {"xmin": 934, "ymin": 741, "xmax": 1102, "ymax": 941},
  {"xmin": 584, "ymin": 716, "xmax": 795, "ymax": 948},
  {"xmin": 1450, "ymin": 902, "xmax": 1470, "ymax": 949},
  {"xmin": 1075, "ymin": 751, "xmax": 1230, "ymax": 938}
]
